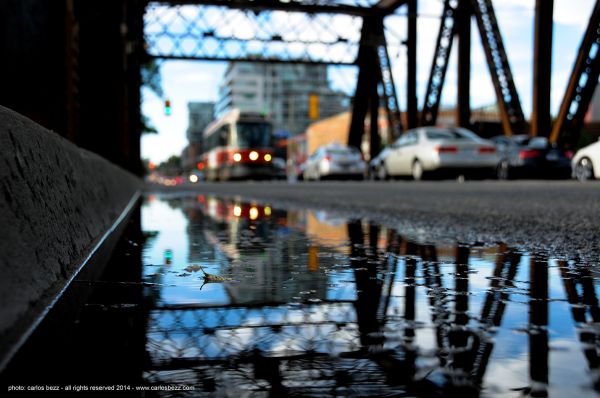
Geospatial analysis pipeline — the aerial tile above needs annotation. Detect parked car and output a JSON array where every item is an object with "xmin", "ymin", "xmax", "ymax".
[
  {"xmin": 303, "ymin": 143, "xmax": 366, "ymax": 180},
  {"xmin": 572, "ymin": 138, "xmax": 600, "ymax": 181},
  {"xmin": 369, "ymin": 146, "xmax": 392, "ymax": 180},
  {"xmin": 491, "ymin": 135, "xmax": 572, "ymax": 180},
  {"xmin": 377, "ymin": 127, "xmax": 499, "ymax": 180}
]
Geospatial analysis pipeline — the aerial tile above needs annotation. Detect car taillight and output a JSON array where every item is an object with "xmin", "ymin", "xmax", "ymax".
[
  {"xmin": 519, "ymin": 149, "xmax": 541, "ymax": 159},
  {"xmin": 479, "ymin": 146, "xmax": 496, "ymax": 154},
  {"xmin": 564, "ymin": 150, "xmax": 574, "ymax": 159},
  {"xmin": 435, "ymin": 146, "xmax": 458, "ymax": 153},
  {"xmin": 324, "ymin": 155, "xmax": 332, "ymax": 162}
]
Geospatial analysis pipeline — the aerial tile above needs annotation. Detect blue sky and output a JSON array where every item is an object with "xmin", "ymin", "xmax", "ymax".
[{"xmin": 142, "ymin": 0, "xmax": 596, "ymax": 164}]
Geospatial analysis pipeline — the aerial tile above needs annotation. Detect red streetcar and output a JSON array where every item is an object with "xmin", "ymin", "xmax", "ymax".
[{"xmin": 202, "ymin": 109, "xmax": 274, "ymax": 181}]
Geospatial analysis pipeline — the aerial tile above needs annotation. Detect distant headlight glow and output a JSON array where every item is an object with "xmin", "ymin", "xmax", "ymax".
[
  {"xmin": 249, "ymin": 207, "xmax": 259, "ymax": 220},
  {"xmin": 233, "ymin": 205, "xmax": 242, "ymax": 217}
]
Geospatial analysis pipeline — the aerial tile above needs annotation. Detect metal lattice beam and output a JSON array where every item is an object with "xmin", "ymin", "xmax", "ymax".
[
  {"xmin": 145, "ymin": 3, "xmax": 366, "ymax": 64},
  {"xmin": 550, "ymin": 1, "xmax": 600, "ymax": 147},
  {"xmin": 471, "ymin": 0, "xmax": 525, "ymax": 135},
  {"xmin": 159, "ymin": 0, "xmax": 401, "ymax": 17},
  {"xmin": 420, "ymin": 0, "xmax": 457, "ymax": 126}
]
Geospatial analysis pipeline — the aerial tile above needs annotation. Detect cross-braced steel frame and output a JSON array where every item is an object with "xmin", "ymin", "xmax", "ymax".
[{"xmin": 145, "ymin": 0, "xmax": 600, "ymax": 159}]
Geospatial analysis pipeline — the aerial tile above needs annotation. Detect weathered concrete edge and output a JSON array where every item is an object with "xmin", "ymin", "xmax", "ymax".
[
  {"xmin": 0, "ymin": 105, "xmax": 142, "ymax": 369},
  {"xmin": 0, "ymin": 191, "xmax": 141, "ymax": 372}
]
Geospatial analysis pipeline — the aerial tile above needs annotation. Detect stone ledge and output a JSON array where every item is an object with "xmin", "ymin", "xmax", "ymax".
[{"xmin": 0, "ymin": 105, "xmax": 142, "ymax": 366}]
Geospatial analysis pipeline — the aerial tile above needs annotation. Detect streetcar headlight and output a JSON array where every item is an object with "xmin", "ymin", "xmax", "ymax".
[
  {"xmin": 249, "ymin": 207, "xmax": 259, "ymax": 220},
  {"xmin": 233, "ymin": 153, "xmax": 242, "ymax": 162},
  {"xmin": 249, "ymin": 151, "xmax": 259, "ymax": 161},
  {"xmin": 264, "ymin": 154, "xmax": 272, "ymax": 162},
  {"xmin": 233, "ymin": 205, "xmax": 242, "ymax": 217}
]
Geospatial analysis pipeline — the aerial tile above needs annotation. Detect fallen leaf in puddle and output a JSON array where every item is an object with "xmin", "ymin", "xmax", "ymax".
[{"xmin": 186, "ymin": 264, "xmax": 232, "ymax": 282}]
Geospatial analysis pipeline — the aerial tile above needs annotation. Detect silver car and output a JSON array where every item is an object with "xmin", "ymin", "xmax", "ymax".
[
  {"xmin": 303, "ymin": 143, "xmax": 366, "ymax": 180},
  {"xmin": 379, "ymin": 127, "xmax": 499, "ymax": 180}
]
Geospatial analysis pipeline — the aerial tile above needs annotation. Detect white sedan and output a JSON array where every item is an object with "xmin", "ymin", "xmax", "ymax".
[
  {"xmin": 572, "ymin": 138, "xmax": 600, "ymax": 181},
  {"xmin": 378, "ymin": 127, "xmax": 500, "ymax": 180}
]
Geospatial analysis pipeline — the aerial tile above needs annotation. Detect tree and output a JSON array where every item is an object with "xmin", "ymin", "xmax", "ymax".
[
  {"xmin": 141, "ymin": 58, "xmax": 164, "ymax": 99},
  {"xmin": 156, "ymin": 155, "xmax": 182, "ymax": 176},
  {"xmin": 141, "ymin": 58, "xmax": 163, "ymax": 134}
]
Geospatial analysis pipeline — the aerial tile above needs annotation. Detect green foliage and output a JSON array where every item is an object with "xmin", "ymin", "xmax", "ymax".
[
  {"xmin": 141, "ymin": 114, "xmax": 158, "ymax": 134},
  {"xmin": 141, "ymin": 58, "xmax": 164, "ymax": 99},
  {"xmin": 156, "ymin": 155, "xmax": 182, "ymax": 176}
]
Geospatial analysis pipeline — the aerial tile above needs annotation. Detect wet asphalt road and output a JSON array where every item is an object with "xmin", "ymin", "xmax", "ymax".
[{"xmin": 147, "ymin": 180, "xmax": 600, "ymax": 258}]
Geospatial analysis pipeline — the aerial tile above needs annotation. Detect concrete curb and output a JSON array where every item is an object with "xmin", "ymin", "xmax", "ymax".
[{"xmin": 0, "ymin": 105, "xmax": 142, "ymax": 367}]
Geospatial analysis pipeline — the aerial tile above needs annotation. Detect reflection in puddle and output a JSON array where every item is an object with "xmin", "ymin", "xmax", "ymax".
[
  {"xmin": 134, "ymin": 194, "xmax": 600, "ymax": 397},
  {"xmin": 7, "ymin": 194, "xmax": 599, "ymax": 396}
]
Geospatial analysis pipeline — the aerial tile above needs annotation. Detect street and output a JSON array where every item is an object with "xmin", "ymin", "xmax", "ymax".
[{"xmin": 148, "ymin": 180, "xmax": 600, "ymax": 258}]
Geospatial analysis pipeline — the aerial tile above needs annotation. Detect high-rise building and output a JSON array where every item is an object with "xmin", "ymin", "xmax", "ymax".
[
  {"xmin": 183, "ymin": 102, "xmax": 214, "ymax": 172},
  {"xmin": 215, "ymin": 63, "xmax": 347, "ymax": 136},
  {"xmin": 187, "ymin": 102, "xmax": 215, "ymax": 144}
]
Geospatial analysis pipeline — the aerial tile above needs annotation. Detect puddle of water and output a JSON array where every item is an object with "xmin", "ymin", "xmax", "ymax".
[{"xmin": 6, "ymin": 193, "xmax": 600, "ymax": 397}]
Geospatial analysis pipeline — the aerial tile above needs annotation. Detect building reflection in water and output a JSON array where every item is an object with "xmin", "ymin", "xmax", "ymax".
[
  {"xmin": 132, "ymin": 195, "xmax": 600, "ymax": 397},
  {"xmin": 10, "ymin": 194, "xmax": 599, "ymax": 396},
  {"xmin": 4, "ymin": 196, "xmax": 600, "ymax": 397},
  {"xmin": 132, "ymin": 196, "xmax": 600, "ymax": 396}
]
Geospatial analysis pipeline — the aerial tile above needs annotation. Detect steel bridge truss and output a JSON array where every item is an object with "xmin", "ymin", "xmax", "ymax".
[
  {"xmin": 145, "ymin": 0, "xmax": 411, "ymax": 160},
  {"xmin": 421, "ymin": 0, "xmax": 525, "ymax": 135},
  {"xmin": 145, "ymin": 0, "xmax": 600, "ymax": 151},
  {"xmin": 145, "ymin": 1, "xmax": 406, "ymax": 65},
  {"xmin": 550, "ymin": 1, "xmax": 600, "ymax": 147}
]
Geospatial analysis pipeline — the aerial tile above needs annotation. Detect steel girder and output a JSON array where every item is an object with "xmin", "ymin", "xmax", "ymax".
[
  {"xmin": 531, "ymin": 0, "xmax": 553, "ymax": 138},
  {"xmin": 550, "ymin": 1, "xmax": 600, "ymax": 148},
  {"xmin": 421, "ymin": 0, "xmax": 525, "ymax": 135},
  {"xmin": 348, "ymin": 14, "xmax": 403, "ymax": 157},
  {"xmin": 159, "ymin": 0, "xmax": 407, "ymax": 17},
  {"xmin": 145, "ymin": 3, "xmax": 364, "ymax": 64},
  {"xmin": 420, "ymin": 0, "xmax": 457, "ymax": 126},
  {"xmin": 471, "ymin": 0, "xmax": 525, "ymax": 135}
]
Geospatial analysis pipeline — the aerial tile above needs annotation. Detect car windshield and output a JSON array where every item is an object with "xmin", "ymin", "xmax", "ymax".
[
  {"xmin": 511, "ymin": 135, "xmax": 530, "ymax": 145},
  {"xmin": 528, "ymin": 137, "xmax": 548, "ymax": 149},
  {"xmin": 426, "ymin": 129, "xmax": 475, "ymax": 140},
  {"xmin": 236, "ymin": 122, "xmax": 272, "ymax": 148}
]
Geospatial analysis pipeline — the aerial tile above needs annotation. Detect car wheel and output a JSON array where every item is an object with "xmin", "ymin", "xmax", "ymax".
[
  {"xmin": 497, "ymin": 160, "xmax": 510, "ymax": 180},
  {"xmin": 575, "ymin": 157, "xmax": 595, "ymax": 182},
  {"xmin": 411, "ymin": 160, "xmax": 424, "ymax": 181}
]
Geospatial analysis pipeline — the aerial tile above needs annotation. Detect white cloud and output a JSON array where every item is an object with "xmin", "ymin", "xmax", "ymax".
[{"xmin": 554, "ymin": 0, "xmax": 596, "ymax": 26}]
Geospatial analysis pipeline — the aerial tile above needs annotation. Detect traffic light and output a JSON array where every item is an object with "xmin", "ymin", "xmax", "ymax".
[{"xmin": 164, "ymin": 99, "xmax": 172, "ymax": 116}]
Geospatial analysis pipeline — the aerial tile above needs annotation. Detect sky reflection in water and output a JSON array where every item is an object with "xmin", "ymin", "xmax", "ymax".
[{"xmin": 140, "ymin": 194, "xmax": 600, "ymax": 397}]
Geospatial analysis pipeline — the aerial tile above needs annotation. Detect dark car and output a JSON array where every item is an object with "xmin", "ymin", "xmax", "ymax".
[{"xmin": 491, "ymin": 135, "xmax": 572, "ymax": 180}]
